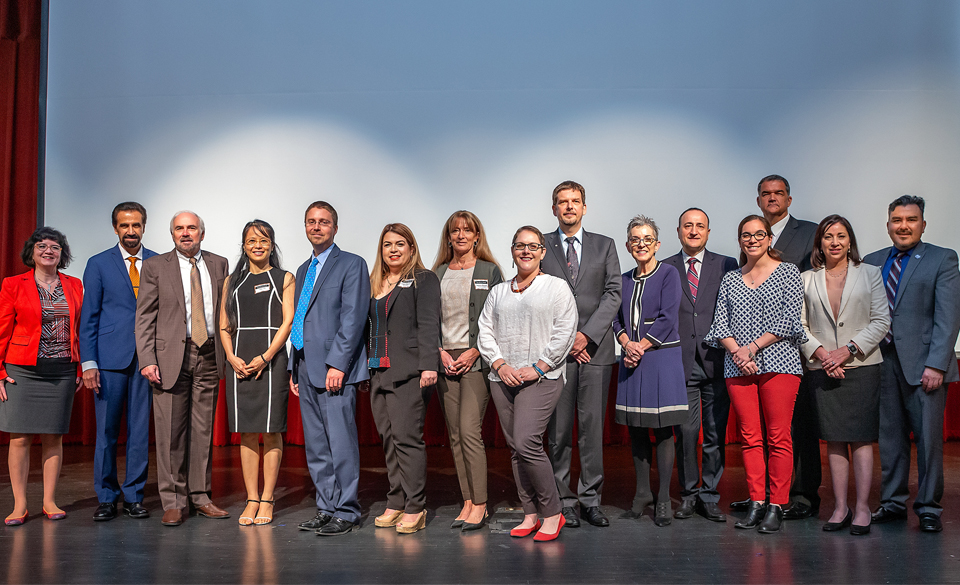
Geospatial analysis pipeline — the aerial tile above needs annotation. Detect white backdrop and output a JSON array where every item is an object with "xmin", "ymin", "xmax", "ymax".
[{"xmin": 44, "ymin": 1, "xmax": 960, "ymax": 286}]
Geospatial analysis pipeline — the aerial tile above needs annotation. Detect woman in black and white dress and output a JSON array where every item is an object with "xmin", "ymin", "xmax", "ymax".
[{"xmin": 219, "ymin": 220, "xmax": 295, "ymax": 526}]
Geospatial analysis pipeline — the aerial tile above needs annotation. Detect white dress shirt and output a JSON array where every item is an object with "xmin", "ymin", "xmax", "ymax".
[
  {"xmin": 558, "ymin": 226, "xmax": 584, "ymax": 264},
  {"xmin": 177, "ymin": 249, "xmax": 215, "ymax": 339},
  {"xmin": 681, "ymin": 249, "xmax": 705, "ymax": 272},
  {"xmin": 770, "ymin": 214, "xmax": 791, "ymax": 247}
]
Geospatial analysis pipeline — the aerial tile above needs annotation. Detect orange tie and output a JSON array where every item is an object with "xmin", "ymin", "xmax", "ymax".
[{"xmin": 127, "ymin": 256, "xmax": 140, "ymax": 298}]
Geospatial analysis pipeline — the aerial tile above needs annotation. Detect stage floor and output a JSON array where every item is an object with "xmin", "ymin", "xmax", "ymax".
[{"xmin": 0, "ymin": 442, "xmax": 958, "ymax": 584}]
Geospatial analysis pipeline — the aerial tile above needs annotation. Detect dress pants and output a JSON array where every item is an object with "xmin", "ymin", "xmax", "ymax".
[
  {"xmin": 298, "ymin": 376, "xmax": 361, "ymax": 522},
  {"xmin": 436, "ymin": 351, "xmax": 489, "ymax": 504},
  {"xmin": 492, "ymin": 378, "xmax": 564, "ymax": 517},
  {"xmin": 788, "ymin": 373, "xmax": 822, "ymax": 510},
  {"xmin": 878, "ymin": 344, "xmax": 946, "ymax": 517},
  {"xmin": 547, "ymin": 361, "xmax": 611, "ymax": 508},
  {"xmin": 370, "ymin": 371, "xmax": 430, "ymax": 514},
  {"xmin": 727, "ymin": 373, "xmax": 801, "ymax": 506},
  {"xmin": 675, "ymin": 356, "xmax": 730, "ymax": 504},
  {"xmin": 94, "ymin": 359, "xmax": 152, "ymax": 504},
  {"xmin": 152, "ymin": 339, "xmax": 218, "ymax": 511}
]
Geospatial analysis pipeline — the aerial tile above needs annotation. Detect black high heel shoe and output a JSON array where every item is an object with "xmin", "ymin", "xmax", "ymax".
[
  {"xmin": 461, "ymin": 510, "xmax": 488, "ymax": 532},
  {"xmin": 822, "ymin": 510, "xmax": 853, "ymax": 532},
  {"xmin": 734, "ymin": 501, "xmax": 766, "ymax": 529}
]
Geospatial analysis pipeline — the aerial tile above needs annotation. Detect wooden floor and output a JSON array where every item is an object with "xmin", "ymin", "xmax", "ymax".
[{"xmin": 0, "ymin": 441, "xmax": 958, "ymax": 584}]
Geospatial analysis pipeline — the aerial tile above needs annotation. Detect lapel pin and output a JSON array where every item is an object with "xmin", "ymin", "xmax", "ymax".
[{"xmin": 915, "ymin": 255, "xmax": 921, "ymax": 259}]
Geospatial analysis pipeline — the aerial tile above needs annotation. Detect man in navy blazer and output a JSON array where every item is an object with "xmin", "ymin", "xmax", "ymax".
[
  {"xmin": 865, "ymin": 195, "xmax": 960, "ymax": 533},
  {"xmin": 80, "ymin": 202, "xmax": 156, "ymax": 521},
  {"xmin": 289, "ymin": 201, "xmax": 370, "ymax": 536},
  {"xmin": 663, "ymin": 208, "xmax": 739, "ymax": 522}
]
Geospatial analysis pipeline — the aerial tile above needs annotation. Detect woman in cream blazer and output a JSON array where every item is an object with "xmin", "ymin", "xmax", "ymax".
[{"xmin": 800, "ymin": 215, "xmax": 889, "ymax": 535}]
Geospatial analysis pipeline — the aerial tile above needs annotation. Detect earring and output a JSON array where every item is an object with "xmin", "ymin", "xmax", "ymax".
[
  {"xmin": 448, "ymin": 242, "xmax": 452, "ymax": 248},
  {"xmin": 473, "ymin": 241, "xmax": 477, "ymax": 248}
]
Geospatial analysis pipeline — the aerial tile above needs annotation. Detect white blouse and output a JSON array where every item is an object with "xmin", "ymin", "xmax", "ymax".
[{"xmin": 478, "ymin": 274, "xmax": 578, "ymax": 381}]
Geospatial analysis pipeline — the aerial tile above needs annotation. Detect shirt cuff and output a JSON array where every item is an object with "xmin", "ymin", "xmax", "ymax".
[{"xmin": 81, "ymin": 360, "xmax": 98, "ymax": 372}]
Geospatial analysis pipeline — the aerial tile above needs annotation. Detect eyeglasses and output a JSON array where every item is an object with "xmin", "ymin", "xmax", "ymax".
[
  {"xmin": 305, "ymin": 219, "xmax": 334, "ymax": 228},
  {"xmin": 627, "ymin": 236, "xmax": 658, "ymax": 247},
  {"xmin": 245, "ymin": 238, "xmax": 271, "ymax": 247},
  {"xmin": 739, "ymin": 231, "xmax": 769, "ymax": 242},
  {"xmin": 35, "ymin": 243, "xmax": 62, "ymax": 252},
  {"xmin": 512, "ymin": 243, "xmax": 545, "ymax": 252}
]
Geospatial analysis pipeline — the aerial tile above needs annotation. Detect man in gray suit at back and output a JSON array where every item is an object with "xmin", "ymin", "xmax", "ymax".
[
  {"xmin": 541, "ymin": 180, "xmax": 621, "ymax": 528},
  {"xmin": 864, "ymin": 195, "xmax": 960, "ymax": 533}
]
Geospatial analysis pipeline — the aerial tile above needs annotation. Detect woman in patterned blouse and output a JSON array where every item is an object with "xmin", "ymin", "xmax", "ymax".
[
  {"xmin": 0, "ymin": 228, "xmax": 83, "ymax": 525},
  {"xmin": 705, "ymin": 214, "xmax": 806, "ymax": 534}
]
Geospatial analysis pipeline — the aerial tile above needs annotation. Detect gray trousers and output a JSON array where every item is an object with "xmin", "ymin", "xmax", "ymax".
[
  {"xmin": 547, "ymin": 361, "xmax": 612, "ymax": 508},
  {"xmin": 152, "ymin": 339, "xmax": 218, "ymax": 511},
  {"xmin": 370, "ymin": 371, "xmax": 430, "ymax": 513},
  {"xmin": 436, "ymin": 350, "xmax": 490, "ymax": 504},
  {"xmin": 675, "ymin": 357, "xmax": 730, "ymax": 503},
  {"xmin": 878, "ymin": 344, "xmax": 946, "ymax": 517},
  {"xmin": 492, "ymin": 377, "xmax": 564, "ymax": 517}
]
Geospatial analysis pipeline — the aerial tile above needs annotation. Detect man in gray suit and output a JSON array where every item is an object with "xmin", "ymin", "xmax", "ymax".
[
  {"xmin": 663, "ymin": 208, "xmax": 739, "ymax": 522},
  {"xmin": 290, "ymin": 201, "xmax": 370, "ymax": 536},
  {"xmin": 541, "ymin": 180, "xmax": 621, "ymax": 528},
  {"xmin": 865, "ymin": 195, "xmax": 960, "ymax": 533}
]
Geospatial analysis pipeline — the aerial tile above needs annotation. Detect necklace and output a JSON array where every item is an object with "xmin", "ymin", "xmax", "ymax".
[
  {"xmin": 825, "ymin": 268, "xmax": 847, "ymax": 279},
  {"xmin": 35, "ymin": 274, "xmax": 59, "ymax": 291},
  {"xmin": 511, "ymin": 271, "xmax": 541, "ymax": 293}
]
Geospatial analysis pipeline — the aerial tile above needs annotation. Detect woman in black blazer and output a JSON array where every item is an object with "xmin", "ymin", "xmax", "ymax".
[{"xmin": 368, "ymin": 223, "xmax": 441, "ymax": 534}]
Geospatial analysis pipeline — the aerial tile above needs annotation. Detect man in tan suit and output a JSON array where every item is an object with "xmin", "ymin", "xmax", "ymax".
[{"xmin": 135, "ymin": 211, "xmax": 229, "ymax": 526}]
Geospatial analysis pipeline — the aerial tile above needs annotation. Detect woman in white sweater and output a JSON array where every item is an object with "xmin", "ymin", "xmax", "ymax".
[{"xmin": 478, "ymin": 226, "xmax": 578, "ymax": 542}]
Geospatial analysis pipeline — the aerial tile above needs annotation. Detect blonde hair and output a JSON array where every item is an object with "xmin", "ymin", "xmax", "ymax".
[
  {"xmin": 370, "ymin": 223, "xmax": 425, "ymax": 297},
  {"xmin": 431, "ymin": 210, "xmax": 499, "ymax": 271}
]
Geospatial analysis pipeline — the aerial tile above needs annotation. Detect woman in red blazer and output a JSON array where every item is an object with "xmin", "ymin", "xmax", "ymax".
[{"xmin": 0, "ymin": 227, "xmax": 83, "ymax": 525}]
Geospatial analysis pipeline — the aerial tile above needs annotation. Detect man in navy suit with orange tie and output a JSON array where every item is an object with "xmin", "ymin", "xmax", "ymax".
[{"xmin": 80, "ymin": 202, "xmax": 156, "ymax": 521}]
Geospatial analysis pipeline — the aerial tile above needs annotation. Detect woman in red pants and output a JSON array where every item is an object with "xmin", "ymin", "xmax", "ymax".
[{"xmin": 705, "ymin": 214, "xmax": 806, "ymax": 533}]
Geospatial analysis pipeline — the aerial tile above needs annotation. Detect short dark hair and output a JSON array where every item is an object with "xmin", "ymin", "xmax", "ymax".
[
  {"xmin": 305, "ymin": 201, "xmax": 338, "ymax": 226},
  {"xmin": 678, "ymin": 207, "xmax": 710, "ymax": 227},
  {"xmin": 552, "ymin": 181, "xmax": 586, "ymax": 206},
  {"xmin": 810, "ymin": 214, "xmax": 862, "ymax": 269},
  {"xmin": 111, "ymin": 202, "xmax": 147, "ymax": 227},
  {"xmin": 512, "ymin": 225, "xmax": 545, "ymax": 246},
  {"xmin": 758, "ymin": 174, "xmax": 791, "ymax": 195},
  {"xmin": 21, "ymin": 227, "xmax": 72, "ymax": 269},
  {"xmin": 888, "ymin": 195, "xmax": 925, "ymax": 217}
]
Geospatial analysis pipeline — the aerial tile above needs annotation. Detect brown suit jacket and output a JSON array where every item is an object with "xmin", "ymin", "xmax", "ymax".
[{"xmin": 135, "ymin": 249, "xmax": 228, "ymax": 390}]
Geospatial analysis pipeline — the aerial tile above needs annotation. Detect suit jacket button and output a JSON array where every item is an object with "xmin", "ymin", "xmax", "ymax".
[
  {"xmin": 693, "ymin": 312, "xmax": 698, "ymax": 317},
  {"xmin": 387, "ymin": 330, "xmax": 391, "ymax": 336},
  {"xmin": 470, "ymin": 302, "xmax": 475, "ymax": 307},
  {"xmin": 691, "ymin": 334, "xmax": 696, "ymax": 339},
  {"xmin": 838, "ymin": 322, "xmax": 844, "ymax": 327}
]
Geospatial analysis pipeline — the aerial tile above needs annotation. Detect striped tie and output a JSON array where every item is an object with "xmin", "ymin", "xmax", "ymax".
[
  {"xmin": 883, "ymin": 251, "xmax": 907, "ymax": 344},
  {"xmin": 687, "ymin": 258, "xmax": 699, "ymax": 303}
]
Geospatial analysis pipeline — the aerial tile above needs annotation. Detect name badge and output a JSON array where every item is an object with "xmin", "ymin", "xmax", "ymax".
[
  {"xmin": 254, "ymin": 283, "xmax": 271, "ymax": 294},
  {"xmin": 398, "ymin": 279, "xmax": 414, "ymax": 288},
  {"xmin": 474, "ymin": 279, "xmax": 489, "ymax": 290}
]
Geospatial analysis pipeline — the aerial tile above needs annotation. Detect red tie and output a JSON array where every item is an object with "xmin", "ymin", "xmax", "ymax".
[{"xmin": 687, "ymin": 258, "xmax": 699, "ymax": 303}]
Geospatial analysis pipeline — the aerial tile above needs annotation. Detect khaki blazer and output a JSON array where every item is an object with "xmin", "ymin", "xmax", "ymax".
[
  {"xmin": 800, "ymin": 262, "xmax": 889, "ymax": 369},
  {"xmin": 135, "ymin": 250, "xmax": 228, "ymax": 389}
]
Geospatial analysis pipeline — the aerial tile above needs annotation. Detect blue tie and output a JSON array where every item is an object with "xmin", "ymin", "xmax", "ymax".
[{"xmin": 290, "ymin": 257, "xmax": 319, "ymax": 351}]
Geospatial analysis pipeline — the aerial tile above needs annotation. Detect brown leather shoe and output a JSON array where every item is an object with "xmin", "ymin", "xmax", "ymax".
[
  {"xmin": 161, "ymin": 508, "xmax": 183, "ymax": 526},
  {"xmin": 195, "ymin": 503, "xmax": 230, "ymax": 519}
]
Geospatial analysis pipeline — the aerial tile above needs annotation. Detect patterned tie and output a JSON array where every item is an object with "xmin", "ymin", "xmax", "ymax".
[
  {"xmin": 290, "ymin": 257, "xmax": 319, "ymax": 351},
  {"xmin": 565, "ymin": 236, "xmax": 579, "ymax": 284},
  {"xmin": 883, "ymin": 250, "xmax": 907, "ymax": 344},
  {"xmin": 687, "ymin": 258, "xmax": 699, "ymax": 303},
  {"xmin": 189, "ymin": 257, "xmax": 209, "ymax": 347},
  {"xmin": 127, "ymin": 256, "xmax": 140, "ymax": 298}
]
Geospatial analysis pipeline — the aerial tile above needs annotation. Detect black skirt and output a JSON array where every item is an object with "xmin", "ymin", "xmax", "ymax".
[
  {"xmin": 0, "ymin": 359, "xmax": 77, "ymax": 434},
  {"xmin": 810, "ymin": 364, "xmax": 881, "ymax": 443}
]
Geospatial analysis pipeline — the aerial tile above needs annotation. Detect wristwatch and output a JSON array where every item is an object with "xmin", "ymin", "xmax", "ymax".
[{"xmin": 845, "ymin": 341, "xmax": 858, "ymax": 356}]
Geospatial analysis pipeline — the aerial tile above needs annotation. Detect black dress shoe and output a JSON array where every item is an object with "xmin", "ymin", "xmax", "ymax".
[
  {"xmin": 561, "ymin": 506, "xmax": 580, "ymax": 528},
  {"xmin": 316, "ymin": 517, "xmax": 357, "ymax": 536},
  {"xmin": 697, "ymin": 501, "xmax": 727, "ymax": 522},
  {"xmin": 822, "ymin": 510, "xmax": 852, "ymax": 532},
  {"xmin": 123, "ymin": 502, "xmax": 149, "ymax": 519},
  {"xmin": 653, "ymin": 502, "xmax": 672, "ymax": 527},
  {"xmin": 734, "ymin": 501, "xmax": 766, "ymax": 529},
  {"xmin": 450, "ymin": 519, "xmax": 464, "ymax": 529},
  {"xmin": 674, "ymin": 499, "xmax": 695, "ymax": 519},
  {"xmin": 93, "ymin": 502, "xmax": 117, "ymax": 522},
  {"xmin": 871, "ymin": 506, "xmax": 907, "ymax": 524},
  {"xmin": 461, "ymin": 511, "xmax": 489, "ymax": 532},
  {"xmin": 850, "ymin": 523, "xmax": 871, "ymax": 536},
  {"xmin": 783, "ymin": 502, "xmax": 818, "ymax": 520},
  {"xmin": 758, "ymin": 504, "xmax": 784, "ymax": 533},
  {"xmin": 919, "ymin": 513, "xmax": 943, "ymax": 533},
  {"xmin": 299, "ymin": 511, "xmax": 333, "ymax": 531},
  {"xmin": 580, "ymin": 505, "xmax": 609, "ymax": 527},
  {"xmin": 729, "ymin": 497, "xmax": 752, "ymax": 511}
]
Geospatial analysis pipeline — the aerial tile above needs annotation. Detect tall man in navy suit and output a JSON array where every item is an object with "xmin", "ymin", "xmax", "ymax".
[
  {"xmin": 80, "ymin": 202, "xmax": 156, "ymax": 521},
  {"xmin": 865, "ymin": 195, "xmax": 960, "ymax": 533},
  {"xmin": 663, "ymin": 208, "xmax": 739, "ymax": 522},
  {"xmin": 290, "ymin": 201, "xmax": 370, "ymax": 536}
]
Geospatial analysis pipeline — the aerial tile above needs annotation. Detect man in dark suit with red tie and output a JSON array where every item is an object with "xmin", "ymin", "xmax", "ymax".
[{"xmin": 663, "ymin": 208, "xmax": 739, "ymax": 522}]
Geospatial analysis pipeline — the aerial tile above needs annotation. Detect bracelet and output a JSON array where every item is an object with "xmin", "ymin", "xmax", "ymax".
[
  {"xmin": 493, "ymin": 362, "xmax": 504, "ymax": 373},
  {"xmin": 532, "ymin": 364, "xmax": 546, "ymax": 378},
  {"xmin": 751, "ymin": 341, "xmax": 761, "ymax": 353},
  {"xmin": 260, "ymin": 353, "xmax": 267, "ymax": 363}
]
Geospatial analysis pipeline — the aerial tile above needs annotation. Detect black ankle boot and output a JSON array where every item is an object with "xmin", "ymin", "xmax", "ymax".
[
  {"xmin": 758, "ymin": 504, "xmax": 784, "ymax": 533},
  {"xmin": 734, "ymin": 501, "xmax": 766, "ymax": 529}
]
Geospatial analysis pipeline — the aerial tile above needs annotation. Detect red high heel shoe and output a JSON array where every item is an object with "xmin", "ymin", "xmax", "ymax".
[
  {"xmin": 5, "ymin": 510, "xmax": 28, "ymax": 526},
  {"xmin": 533, "ymin": 514, "xmax": 566, "ymax": 542},
  {"xmin": 42, "ymin": 508, "xmax": 66, "ymax": 521},
  {"xmin": 509, "ymin": 518, "xmax": 542, "ymax": 538}
]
